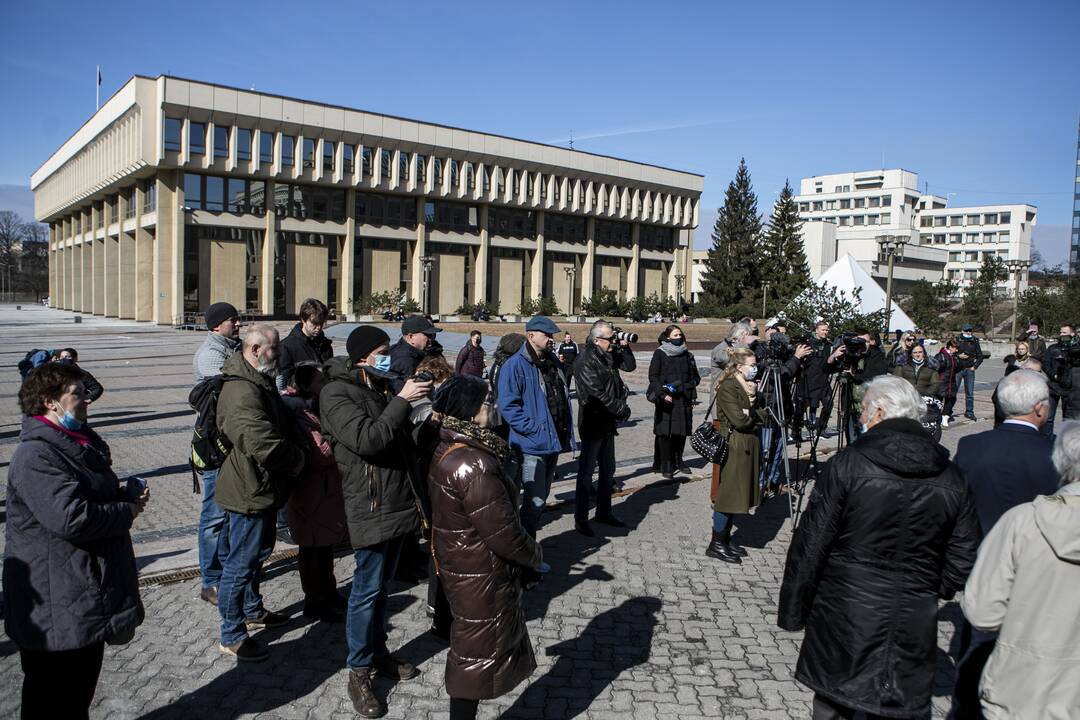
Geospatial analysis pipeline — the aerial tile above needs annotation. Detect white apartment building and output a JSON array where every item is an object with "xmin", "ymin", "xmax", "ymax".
[{"xmin": 794, "ymin": 169, "xmax": 1036, "ymax": 295}]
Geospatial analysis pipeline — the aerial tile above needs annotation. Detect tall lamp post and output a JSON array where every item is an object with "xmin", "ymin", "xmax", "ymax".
[
  {"xmin": 674, "ymin": 273, "xmax": 685, "ymax": 309},
  {"xmin": 420, "ymin": 255, "xmax": 434, "ymax": 315},
  {"xmin": 1005, "ymin": 258, "xmax": 1030, "ymax": 341},
  {"xmin": 564, "ymin": 265, "xmax": 577, "ymax": 316},
  {"xmin": 876, "ymin": 234, "xmax": 909, "ymax": 332}
]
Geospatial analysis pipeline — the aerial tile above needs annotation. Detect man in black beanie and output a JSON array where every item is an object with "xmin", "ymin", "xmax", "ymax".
[{"xmin": 319, "ymin": 326, "xmax": 433, "ymax": 718}]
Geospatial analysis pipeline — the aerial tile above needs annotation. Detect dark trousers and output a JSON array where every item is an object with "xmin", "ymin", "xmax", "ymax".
[
  {"xmin": 427, "ymin": 553, "xmax": 452, "ymax": 635},
  {"xmin": 20, "ymin": 641, "xmax": 105, "ymax": 720},
  {"xmin": 449, "ymin": 697, "xmax": 480, "ymax": 720},
  {"xmin": 654, "ymin": 434, "xmax": 687, "ymax": 475},
  {"xmin": 812, "ymin": 694, "xmax": 898, "ymax": 720},
  {"xmin": 950, "ymin": 620, "xmax": 996, "ymax": 719},
  {"xmin": 297, "ymin": 545, "xmax": 338, "ymax": 610},
  {"xmin": 943, "ymin": 394, "xmax": 957, "ymax": 419},
  {"xmin": 575, "ymin": 434, "xmax": 616, "ymax": 524}
]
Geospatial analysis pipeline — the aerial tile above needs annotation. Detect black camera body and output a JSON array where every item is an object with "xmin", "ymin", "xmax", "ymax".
[
  {"xmin": 412, "ymin": 370, "xmax": 435, "ymax": 383},
  {"xmin": 756, "ymin": 338, "xmax": 792, "ymax": 365},
  {"xmin": 612, "ymin": 327, "xmax": 638, "ymax": 344},
  {"xmin": 840, "ymin": 332, "xmax": 868, "ymax": 367}
]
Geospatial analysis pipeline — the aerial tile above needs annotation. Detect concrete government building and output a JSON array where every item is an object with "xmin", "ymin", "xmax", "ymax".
[{"xmin": 33, "ymin": 75, "xmax": 703, "ymax": 324}]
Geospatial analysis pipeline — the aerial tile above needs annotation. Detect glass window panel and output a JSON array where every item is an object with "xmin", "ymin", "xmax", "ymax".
[
  {"xmin": 205, "ymin": 175, "xmax": 225, "ymax": 211},
  {"xmin": 237, "ymin": 129, "xmax": 251, "ymax": 161},
  {"xmin": 323, "ymin": 141, "xmax": 335, "ymax": 171},
  {"xmin": 416, "ymin": 154, "xmax": 426, "ymax": 182},
  {"xmin": 183, "ymin": 173, "xmax": 203, "ymax": 209},
  {"xmin": 381, "ymin": 149, "xmax": 391, "ymax": 179},
  {"xmin": 399, "ymin": 153, "xmax": 409, "ymax": 181},
  {"xmin": 343, "ymin": 144, "xmax": 354, "ymax": 173},
  {"xmin": 214, "ymin": 125, "xmax": 229, "ymax": 158},
  {"xmin": 249, "ymin": 181, "xmax": 266, "ymax": 213},
  {"xmin": 228, "ymin": 178, "xmax": 247, "ymax": 212},
  {"xmin": 281, "ymin": 135, "xmax": 295, "ymax": 166},
  {"xmin": 164, "ymin": 118, "xmax": 182, "ymax": 152},
  {"xmin": 303, "ymin": 138, "xmax": 316, "ymax": 168},
  {"xmin": 260, "ymin": 131, "xmax": 274, "ymax": 164},
  {"xmin": 189, "ymin": 122, "xmax": 206, "ymax": 155},
  {"xmin": 361, "ymin": 147, "xmax": 372, "ymax": 177}
]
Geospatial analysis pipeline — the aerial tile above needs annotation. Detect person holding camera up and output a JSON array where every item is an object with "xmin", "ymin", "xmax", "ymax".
[
  {"xmin": 954, "ymin": 323, "xmax": 984, "ymax": 422},
  {"xmin": 647, "ymin": 325, "xmax": 700, "ymax": 479},
  {"xmin": 1045, "ymin": 323, "xmax": 1080, "ymax": 431},
  {"xmin": 753, "ymin": 322, "xmax": 811, "ymax": 496},
  {"xmin": 796, "ymin": 321, "xmax": 833, "ymax": 439},
  {"xmin": 825, "ymin": 328, "xmax": 889, "ymax": 443},
  {"xmin": 573, "ymin": 320, "xmax": 636, "ymax": 536}
]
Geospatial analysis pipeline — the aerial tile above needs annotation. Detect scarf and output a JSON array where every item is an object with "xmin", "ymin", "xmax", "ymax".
[
  {"xmin": 734, "ymin": 373, "xmax": 758, "ymax": 404},
  {"xmin": 34, "ymin": 414, "xmax": 93, "ymax": 447},
  {"xmin": 659, "ymin": 341, "xmax": 687, "ymax": 357},
  {"xmin": 442, "ymin": 415, "xmax": 510, "ymax": 461},
  {"xmin": 526, "ymin": 343, "xmax": 570, "ymax": 448}
]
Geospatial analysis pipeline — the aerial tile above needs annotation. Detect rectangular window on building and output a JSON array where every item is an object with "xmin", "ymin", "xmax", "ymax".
[
  {"xmin": 867, "ymin": 215, "xmax": 878, "ymax": 225},
  {"xmin": 260, "ymin": 132, "xmax": 274, "ymax": 164},
  {"xmin": 934, "ymin": 233, "xmax": 945, "ymax": 243},
  {"xmin": 125, "ymin": 189, "xmax": 136, "ymax": 219},
  {"xmin": 949, "ymin": 233, "xmax": 962, "ymax": 243},
  {"xmin": 999, "ymin": 231, "xmax": 1010, "ymax": 244},
  {"xmin": 323, "ymin": 141, "xmax": 335, "ymax": 172},
  {"xmin": 434, "ymin": 158, "xmax": 443, "ymax": 186},
  {"xmin": 983, "ymin": 232, "xmax": 995, "ymax": 243},
  {"xmin": 416, "ymin": 154, "xmax": 426, "ymax": 183},
  {"xmin": 881, "ymin": 195, "xmax": 892, "ymax": 206},
  {"xmin": 799, "ymin": 202, "xmax": 809, "ymax": 211},
  {"xmin": 839, "ymin": 199, "xmax": 851, "ymax": 209},
  {"xmin": 399, "ymin": 152, "xmax": 409, "ymax": 182},
  {"xmin": 183, "ymin": 173, "xmax": 203, "ymax": 209},
  {"xmin": 834, "ymin": 185, "xmax": 842, "ymax": 192},
  {"xmin": 966, "ymin": 233, "xmax": 978, "ymax": 244},
  {"xmin": 826, "ymin": 200, "xmax": 836, "ymax": 210},
  {"xmin": 361, "ymin": 147, "xmax": 372, "ymax": 177},
  {"xmin": 967, "ymin": 214, "xmax": 980, "ymax": 225},
  {"xmin": 237, "ymin": 129, "xmax": 251, "ymax": 161},
  {"xmin": 843, "ymin": 185, "xmax": 851, "ymax": 192},
  {"xmin": 854, "ymin": 198, "xmax": 865, "ymax": 208},
  {"xmin": 483, "ymin": 167, "xmax": 491, "ymax": 194},
  {"xmin": 303, "ymin": 138, "xmax": 316, "ymax": 169},
  {"xmin": 949, "ymin": 215, "xmax": 962, "ymax": 226},
  {"xmin": 497, "ymin": 168, "xmax": 505, "ymax": 196},
  {"xmin": 213, "ymin": 126, "xmax": 229, "ymax": 159},
  {"xmin": 838, "ymin": 216, "xmax": 849, "ymax": 226},
  {"xmin": 984, "ymin": 213, "xmax": 998, "ymax": 225},
  {"xmin": 228, "ymin": 178, "xmax": 247, "ymax": 212},
  {"xmin": 451, "ymin": 160, "xmax": 460, "ymax": 188},
  {"xmin": 999, "ymin": 211, "xmax": 1011, "ymax": 224},
  {"xmin": 881, "ymin": 213, "xmax": 891, "ymax": 224},
  {"xmin": 143, "ymin": 181, "xmax": 156, "ymax": 212},
  {"xmin": 381, "ymin": 150, "xmax": 392, "ymax": 180},
  {"xmin": 281, "ymin": 135, "xmax": 295, "ymax": 166},
  {"xmin": 949, "ymin": 252, "xmax": 960, "ymax": 262},
  {"xmin": 933, "ymin": 216, "xmax": 945, "ymax": 227},
  {"xmin": 205, "ymin": 175, "xmax": 225, "ymax": 211},
  {"xmin": 190, "ymin": 122, "xmax": 206, "ymax": 155},
  {"xmin": 343, "ymin": 144, "xmax": 354, "ymax": 173},
  {"xmin": 250, "ymin": 180, "xmax": 266, "ymax": 214},
  {"xmin": 869, "ymin": 196, "xmax": 880, "ymax": 208},
  {"xmin": 164, "ymin": 118, "xmax": 182, "ymax": 152},
  {"xmin": 812, "ymin": 201, "xmax": 823, "ymax": 211},
  {"xmin": 468, "ymin": 164, "xmax": 476, "ymax": 192},
  {"xmin": 853, "ymin": 216, "xmax": 864, "ymax": 226},
  {"xmin": 966, "ymin": 252, "xmax": 978, "ymax": 262},
  {"xmin": 920, "ymin": 233, "xmax": 931, "ymax": 243}
]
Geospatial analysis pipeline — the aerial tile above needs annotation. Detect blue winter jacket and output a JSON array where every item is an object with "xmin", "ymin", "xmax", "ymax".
[{"xmin": 497, "ymin": 344, "xmax": 576, "ymax": 456}]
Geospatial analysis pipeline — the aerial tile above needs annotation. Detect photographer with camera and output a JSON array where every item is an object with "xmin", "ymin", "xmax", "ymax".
[
  {"xmin": 953, "ymin": 323, "xmax": 984, "ymax": 422},
  {"xmin": 1044, "ymin": 323, "xmax": 1080, "ymax": 432},
  {"xmin": 825, "ymin": 328, "xmax": 889, "ymax": 443},
  {"xmin": 573, "ymin": 320, "xmax": 636, "ymax": 536},
  {"xmin": 796, "ymin": 321, "xmax": 833, "ymax": 439},
  {"xmin": 647, "ymin": 325, "xmax": 700, "ymax": 479},
  {"xmin": 710, "ymin": 321, "xmax": 754, "ymax": 371},
  {"xmin": 752, "ymin": 322, "xmax": 811, "ymax": 496}
]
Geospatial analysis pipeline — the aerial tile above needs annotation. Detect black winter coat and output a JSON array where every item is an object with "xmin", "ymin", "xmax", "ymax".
[
  {"xmin": 573, "ymin": 341, "xmax": 635, "ymax": 441},
  {"xmin": 646, "ymin": 347, "xmax": 699, "ymax": 437},
  {"xmin": 278, "ymin": 323, "xmax": 334, "ymax": 388},
  {"xmin": 799, "ymin": 337, "xmax": 832, "ymax": 404},
  {"xmin": 3, "ymin": 417, "xmax": 144, "ymax": 652},
  {"xmin": 320, "ymin": 357, "xmax": 423, "ymax": 549},
  {"xmin": 778, "ymin": 418, "xmax": 979, "ymax": 719},
  {"xmin": 955, "ymin": 336, "xmax": 983, "ymax": 370},
  {"xmin": 891, "ymin": 362, "xmax": 940, "ymax": 398},
  {"xmin": 1045, "ymin": 340, "xmax": 1080, "ymax": 407},
  {"xmin": 454, "ymin": 341, "xmax": 486, "ymax": 377},
  {"xmin": 389, "ymin": 337, "xmax": 426, "ymax": 392}
]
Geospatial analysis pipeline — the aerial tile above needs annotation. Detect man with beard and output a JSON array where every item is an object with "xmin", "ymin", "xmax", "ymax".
[{"xmin": 214, "ymin": 323, "xmax": 308, "ymax": 662}]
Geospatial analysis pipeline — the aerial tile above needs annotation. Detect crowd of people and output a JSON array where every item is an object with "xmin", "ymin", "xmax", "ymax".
[{"xmin": 4, "ymin": 301, "xmax": 1079, "ymax": 719}]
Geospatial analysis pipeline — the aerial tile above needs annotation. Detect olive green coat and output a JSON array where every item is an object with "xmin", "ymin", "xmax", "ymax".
[
  {"xmin": 710, "ymin": 376, "xmax": 764, "ymax": 515},
  {"xmin": 215, "ymin": 353, "xmax": 308, "ymax": 514}
]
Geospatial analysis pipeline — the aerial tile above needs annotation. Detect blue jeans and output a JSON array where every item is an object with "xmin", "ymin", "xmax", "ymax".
[
  {"xmin": 218, "ymin": 509, "xmax": 276, "ymax": 646},
  {"xmin": 758, "ymin": 425, "xmax": 784, "ymax": 491},
  {"xmin": 346, "ymin": 536, "xmax": 405, "ymax": 669},
  {"xmin": 575, "ymin": 435, "xmax": 616, "ymax": 524},
  {"xmin": 712, "ymin": 511, "xmax": 734, "ymax": 532},
  {"xmin": 198, "ymin": 469, "xmax": 230, "ymax": 589},
  {"xmin": 955, "ymin": 368, "xmax": 976, "ymax": 416},
  {"xmin": 519, "ymin": 452, "xmax": 559, "ymax": 537}
]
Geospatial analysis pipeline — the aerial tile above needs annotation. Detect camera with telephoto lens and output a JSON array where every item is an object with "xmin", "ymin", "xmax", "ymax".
[
  {"xmin": 412, "ymin": 370, "xmax": 435, "ymax": 383},
  {"xmin": 840, "ymin": 332, "xmax": 868, "ymax": 367},
  {"xmin": 757, "ymin": 338, "xmax": 792, "ymax": 365},
  {"xmin": 612, "ymin": 327, "xmax": 638, "ymax": 344}
]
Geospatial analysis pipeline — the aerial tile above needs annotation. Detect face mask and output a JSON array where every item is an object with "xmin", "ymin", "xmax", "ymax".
[
  {"xmin": 373, "ymin": 354, "xmax": 392, "ymax": 372},
  {"xmin": 668, "ymin": 337, "xmax": 684, "ymax": 347},
  {"xmin": 57, "ymin": 358, "xmax": 75, "ymax": 366},
  {"xmin": 1061, "ymin": 336, "xmax": 1075, "ymax": 345},
  {"xmin": 912, "ymin": 357, "xmax": 924, "ymax": 366},
  {"xmin": 860, "ymin": 423, "xmax": 870, "ymax": 434},
  {"xmin": 963, "ymin": 332, "xmax": 972, "ymax": 339},
  {"xmin": 742, "ymin": 365, "xmax": 758, "ymax": 381},
  {"xmin": 1028, "ymin": 332, "xmax": 1038, "ymax": 339},
  {"xmin": 58, "ymin": 410, "xmax": 83, "ymax": 431}
]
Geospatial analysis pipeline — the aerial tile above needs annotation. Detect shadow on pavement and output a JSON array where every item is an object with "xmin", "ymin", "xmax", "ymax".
[
  {"xmin": 731, "ymin": 492, "xmax": 791, "ymax": 549},
  {"xmin": 503, "ymin": 596, "xmax": 663, "ymax": 719}
]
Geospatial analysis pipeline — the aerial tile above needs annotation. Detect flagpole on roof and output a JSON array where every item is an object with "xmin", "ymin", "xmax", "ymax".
[{"xmin": 96, "ymin": 66, "xmax": 101, "ymax": 111}]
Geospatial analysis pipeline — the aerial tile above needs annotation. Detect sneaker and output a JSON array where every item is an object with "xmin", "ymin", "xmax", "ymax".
[
  {"xmin": 244, "ymin": 610, "xmax": 290, "ymax": 630},
  {"xmin": 348, "ymin": 668, "xmax": 386, "ymax": 718},
  {"xmin": 373, "ymin": 654, "xmax": 420, "ymax": 680},
  {"xmin": 940, "ymin": 416, "xmax": 950, "ymax": 428},
  {"xmin": 198, "ymin": 586, "xmax": 219, "ymax": 606},
  {"xmin": 220, "ymin": 637, "xmax": 269, "ymax": 662},
  {"xmin": 594, "ymin": 513, "xmax": 626, "ymax": 528}
]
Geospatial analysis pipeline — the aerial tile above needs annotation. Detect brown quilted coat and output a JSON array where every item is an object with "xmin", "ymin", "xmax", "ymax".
[{"xmin": 429, "ymin": 424, "xmax": 542, "ymax": 700}]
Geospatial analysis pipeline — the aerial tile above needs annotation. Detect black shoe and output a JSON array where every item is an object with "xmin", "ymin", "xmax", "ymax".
[
  {"xmin": 729, "ymin": 544, "xmax": 749, "ymax": 557},
  {"xmin": 327, "ymin": 593, "xmax": 348, "ymax": 611},
  {"xmin": 965, "ymin": 413, "xmax": 978, "ymax": 422},
  {"xmin": 275, "ymin": 527, "xmax": 294, "ymax": 544},
  {"xmin": 661, "ymin": 471, "xmax": 675, "ymax": 480},
  {"xmin": 302, "ymin": 604, "xmax": 343, "ymax": 623},
  {"xmin": 373, "ymin": 654, "xmax": 420, "ymax": 680},
  {"xmin": 594, "ymin": 513, "xmax": 626, "ymax": 528},
  {"xmin": 244, "ymin": 610, "xmax": 290, "ymax": 630},
  {"xmin": 676, "ymin": 465, "xmax": 693, "ymax": 476},
  {"xmin": 704, "ymin": 541, "xmax": 742, "ymax": 564},
  {"xmin": 428, "ymin": 624, "xmax": 451, "ymax": 642},
  {"xmin": 198, "ymin": 586, "xmax": 219, "ymax": 606},
  {"xmin": 348, "ymin": 668, "xmax": 386, "ymax": 718},
  {"xmin": 575, "ymin": 521, "xmax": 595, "ymax": 537},
  {"xmin": 220, "ymin": 637, "xmax": 269, "ymax": 662}
]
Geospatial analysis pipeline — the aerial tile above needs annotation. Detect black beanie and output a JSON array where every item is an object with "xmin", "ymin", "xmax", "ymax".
[
  {"xmin": 432, "ymin": 376, "xmax": 490, "ymax": 421},
  {"xmin": 346, "ymin": 326, "xmax": 390, "ymax": 365},
  {"xmin": 205, "ymin": 302, "xmax": 239, "ymax": 331}
]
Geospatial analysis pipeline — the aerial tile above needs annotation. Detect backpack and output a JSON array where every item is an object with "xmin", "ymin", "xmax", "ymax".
[
  {"xmin": 18, "ymin": 349, "xmax": 49, "ymax": 378},
  {"xmin": 188, "ymin": 375, "xmax": 236, "ymax": 492}
]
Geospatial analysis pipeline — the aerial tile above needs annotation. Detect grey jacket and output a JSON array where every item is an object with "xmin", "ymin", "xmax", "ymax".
[
  {"xmin": 193, "ymin": 331, "xmax": 241, "ymax": 384},
  {"xmin": 3, "ymin": 417, "xmax": 144, "ymax": 651}
]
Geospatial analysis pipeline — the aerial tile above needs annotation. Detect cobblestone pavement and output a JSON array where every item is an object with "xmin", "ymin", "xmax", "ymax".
[{"xmin": 0, "ymin": 306, "xmax": 1012, "ymax": 718}]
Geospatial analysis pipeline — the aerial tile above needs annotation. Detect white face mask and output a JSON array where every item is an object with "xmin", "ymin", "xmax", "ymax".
[{"xmin": 742, "ymin": 365, "xmax": 758, "ymax": 381}]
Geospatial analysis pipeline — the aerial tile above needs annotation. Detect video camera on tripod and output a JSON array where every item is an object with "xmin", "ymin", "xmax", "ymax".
[{"xmin": 838, "ymin": 331, "xmax": 869, "ymax": 369}]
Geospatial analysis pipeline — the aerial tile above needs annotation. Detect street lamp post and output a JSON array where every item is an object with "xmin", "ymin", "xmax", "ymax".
[
  {"xmin": 1005, "ymin": 258, "xmax": 1030, "ymax": 341},
  {"xmin": 876, "ymin": 234, "xmax": 910, "ymax": 332},
  {"xmin": 420, "ymin": 255, "xmax": 435, "ymax": 315},
  {"xmin": 674, "ymin": 273, "xmax": 685, "ymax": 309},
  {"xmin": 762, "ymin": 281, "xmax": 769, "ymax": 319},
  {"xmin": 564, "ymin": 266, "xmax": 576, "ymax": 316}
]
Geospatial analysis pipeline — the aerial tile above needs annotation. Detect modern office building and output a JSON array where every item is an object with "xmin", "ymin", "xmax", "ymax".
[
  {"xmin": 32, "ymin": 75, "xmax": 702, "ymax": 324},
  {"xmin": 794, "ymin": 169, "xmax": 1036, "ymax": 295},
  {"xmin": 1071, "ymin": 114, "xmax": 1080, "ymax": 276}
]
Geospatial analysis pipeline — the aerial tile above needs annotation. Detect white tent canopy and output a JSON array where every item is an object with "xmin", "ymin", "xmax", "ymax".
[{"xmin": 775, "ymin": 253, "xmax": 916, "ymax": 332}]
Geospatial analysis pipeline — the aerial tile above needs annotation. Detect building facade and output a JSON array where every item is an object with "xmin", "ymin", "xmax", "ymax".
[
  {"xmin": 1072, "ymin": 114, "xmax": 1079, "ymax": 276},
  {"xmin": 794, "ymin": 169, "xmax": 1036, "ymax": 295},
  {"xmin": 32, "ymin": 76, "xmax": 702, "ymax": 324}
]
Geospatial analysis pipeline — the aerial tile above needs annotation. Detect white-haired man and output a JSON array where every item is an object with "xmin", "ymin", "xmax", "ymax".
[
  {"xmin": 778, "ymin": 375, "xmax": 979, "ymax": 720},
  {"xmin": 961, "ymin": 420, "xmax": 1080, "ymax": 719},
  {"xmin": 710, "ymin": 321, "xmax": 754, "ymax": 371},
  {"xmin": 950, "ymin": 368, "xmax": 1059, "ymax": 716}
]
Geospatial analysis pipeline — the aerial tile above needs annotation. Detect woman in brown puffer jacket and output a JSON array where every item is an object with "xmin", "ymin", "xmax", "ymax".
[{"xmin": 428, "ymin": 376, "xmax": 543, "ymax": 720}]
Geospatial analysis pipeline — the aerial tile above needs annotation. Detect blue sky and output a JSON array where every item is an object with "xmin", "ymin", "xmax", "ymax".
[{"xmin": 1, "ymin": 0, "xmax": 1077, "ymax": 264}]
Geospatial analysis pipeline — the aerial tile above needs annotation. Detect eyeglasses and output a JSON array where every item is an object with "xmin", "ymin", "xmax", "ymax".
[{"xmin": 596, "ymin": 334, "xmax": 615, "ymax": 342}]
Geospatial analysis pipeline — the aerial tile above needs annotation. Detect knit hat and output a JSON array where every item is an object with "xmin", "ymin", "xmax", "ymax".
[
  {"xmin": 205, "ymin": 302, "xmax": 239, "ymax": 331},
  {"xmin": 346, "ymin": 326, "xmax": 390, "ymax": 365},
  {"xmin": 432, "ymin": 375, "xmax": 490, "ymax": 421}
]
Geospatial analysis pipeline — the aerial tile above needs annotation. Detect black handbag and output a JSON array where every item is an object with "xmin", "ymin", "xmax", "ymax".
[{"xmin": 690, "ymin": 400, "xmax": 733, "ymax": 465}]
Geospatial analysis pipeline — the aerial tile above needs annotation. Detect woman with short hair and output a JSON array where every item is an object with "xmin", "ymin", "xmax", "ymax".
[{"xmin": 5, "ymin": 363, "xmax": 147, "ymax": 719}]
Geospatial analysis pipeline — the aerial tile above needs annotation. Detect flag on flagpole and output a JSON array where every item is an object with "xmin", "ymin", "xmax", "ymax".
[{"xmin": 96, "ymin": 66, "xmax": 101, "ymax": 110}]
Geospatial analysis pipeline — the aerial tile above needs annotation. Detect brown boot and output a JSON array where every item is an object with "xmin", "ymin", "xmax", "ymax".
[{"xmin": 348, "ymin": 667, "xmax": 386, "ymax": 718}]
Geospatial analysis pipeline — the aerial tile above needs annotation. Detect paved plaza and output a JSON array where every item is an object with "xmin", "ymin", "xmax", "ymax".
[{"xmin": 0, "ymin": 306, "xmax": 1008, "ymax": 719}]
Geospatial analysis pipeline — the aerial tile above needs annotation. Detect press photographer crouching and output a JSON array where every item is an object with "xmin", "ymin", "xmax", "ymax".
[
  {"xmin": 751, "ymin": 321, "xmax": 811, "ymax": 497},
  {"xmin": 824, "ymin": 328, "xmax": 889, "ymax": 444}
]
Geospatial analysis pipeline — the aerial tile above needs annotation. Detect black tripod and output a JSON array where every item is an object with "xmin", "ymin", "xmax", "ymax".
[
  {"xmin": 757, "ymin": 362, "xmax": 798, "ymax": 518},
  {"xmin": 790, "ymin": 370, "xmax": 856, "ymax": 525}
]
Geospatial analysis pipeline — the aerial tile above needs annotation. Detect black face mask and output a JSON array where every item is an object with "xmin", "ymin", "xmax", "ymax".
[
  {"xmin": 668, "ymin": 337, "xmax": 685, "ymax": 347},
  {"xmin": 57, "ymin": 358, "xmax": 75, "ymax": 366},
  {"xmin": 1061, "ymin": 335, "xmax": 1076, "ymax": 346}
]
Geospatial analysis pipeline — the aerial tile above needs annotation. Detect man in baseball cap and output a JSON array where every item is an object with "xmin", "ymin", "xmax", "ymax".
[{"xmin": 388, "ymin": 315, "xmax": 442, "ymax": 392}]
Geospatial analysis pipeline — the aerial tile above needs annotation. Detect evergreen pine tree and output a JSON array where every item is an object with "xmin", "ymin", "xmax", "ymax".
[
  {"xmin": 699, "ymin": 158, "xmax": 762, "ymax": 310},
  {"xmin": 761, "ymin": 179, "xmax": 811, "ymax": 306}
]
